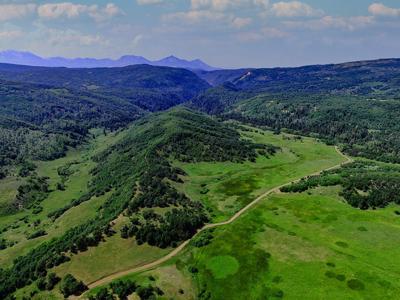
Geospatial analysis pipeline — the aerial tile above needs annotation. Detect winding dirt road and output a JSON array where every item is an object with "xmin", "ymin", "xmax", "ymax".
[{"xmin": 80, "ymin": 147, "xmax": 353, "ymax": 296}]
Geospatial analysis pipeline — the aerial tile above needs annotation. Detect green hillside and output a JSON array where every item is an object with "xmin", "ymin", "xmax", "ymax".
[{"xmin": 0, "ymin": 107, "xmax": 271, "ymax": 299}]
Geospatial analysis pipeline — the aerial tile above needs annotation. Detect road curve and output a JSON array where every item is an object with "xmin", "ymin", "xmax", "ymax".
[{"xmin": 80, "ymin": 147, "xmax": 353, "ymax": 296}]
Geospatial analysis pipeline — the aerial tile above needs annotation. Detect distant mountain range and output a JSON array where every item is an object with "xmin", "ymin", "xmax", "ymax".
[{"xmin": 0, "ymin": 50, "xmax": 219, "ymax": 71}]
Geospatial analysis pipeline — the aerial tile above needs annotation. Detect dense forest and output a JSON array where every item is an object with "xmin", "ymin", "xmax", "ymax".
[
  {"xmin": 0, "ymin": 79, "xmax": 144, "ymax": 169},
  {"xmin": 0, "ymin": 63, "xmax": 210, "ymax": 111},
  {"xmin": 0, "ymin": 107, "xmax": 274, "ymax": 299}
]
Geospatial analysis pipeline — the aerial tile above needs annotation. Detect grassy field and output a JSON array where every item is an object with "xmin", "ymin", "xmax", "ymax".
[
  {"xmin": 176, "ymin": 185, "xmax": 400, "ymax": 299},
  {"xmin": 0, "ymin": 175, "xmax": 24, "ymax": 208},
  {"xmin": 175, "ymin": 128, "xmax": 344, "ymax": 222},
  {"xmin": 37, "ymin": 127, "xmax": 345, "ymax": 296},
  {"xmin": 53, "ymin": 215, "xmax": 171, "ymax": 284},
  {"xmin": 85, "ymin": 264, "xmax": 196, "ymax": 300}
]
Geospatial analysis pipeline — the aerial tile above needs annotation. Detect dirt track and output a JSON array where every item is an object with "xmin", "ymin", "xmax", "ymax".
[{"xmin": 78, "ymin": 147, "xmax": 353, "ymax": 297}]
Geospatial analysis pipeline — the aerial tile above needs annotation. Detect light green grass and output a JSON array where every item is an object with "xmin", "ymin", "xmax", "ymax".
[
  {"xmin": 175, "ymin": 129, "xmax": 344, "ymax": 221},
  {"xmin": 53, "ymin": 215, "xmax": 170, "ymax": 284},
  {"xmin": 179, "ymin": 186, "xmax": 400, "ymax": 299},
  {"xmin": 0, "ymin": 175, "xmax": 24, "ymax": 207},
  {"xmin": 85, "ymin": 264, "xmax": 195, "ymax": 300}
]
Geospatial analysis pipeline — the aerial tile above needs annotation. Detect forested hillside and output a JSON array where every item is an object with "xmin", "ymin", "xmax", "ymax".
[
  {"xmin": 0, "ymin": 63, "xmax": 210, "ymax": 111},
  {"xmin": 191, "ymin": 59, "xmax": 400, "ymax": 163},
  {"xmin": 0, "ymin": 63, "xmax": 210, "ymax": 175},
  {"xmin": 0, "ymin": 79, "xmax": 143, "ymax": 171}
]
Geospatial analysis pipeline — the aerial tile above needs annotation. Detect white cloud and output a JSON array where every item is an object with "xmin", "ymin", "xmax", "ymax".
[
  {"xmin": 369, "ymin": 3, "xmax": 400, "ymax": 17},
  {"xmin": 0, "ymin": 4, "xmax": 36, "ymax": 22},
  {"xmin": 37, "ymin": 2, "xmax": 122, "ymax": 22},
  {"xmin": 163, "ymin": 10, "xmax": 253, "ymax": 30},
  {"xmin": 38, "ymin": 3, "xmax": 88, "ymax": 19},
  {"xmin": 90, "ymin": 3, "xmax": 122, "ymax": 22},
  {"xmin": 253, "ymin": 0, "xmax": 270, "ymax": 10},
  {"xmin": 137, "ymin": 0, "xmax": 164, "ymax": 5},
  {"xmin": 271, "ymin": 1, "xmax": 323, "ymax": 17},
  {"xmin": 232, "ymin": 17, "xmax": 252, "ymax": 28},
  {"xmin": 236, "ymin": 27, "xmax": 288, "ymax": 41},
  {"xmin": 285, "ymin": 15, "xmax": 375, "ymax": 31},
  {"xmin": 191, "ymin": 0, "xmax": 269, "ymax": 11},
  {"xmin": 163, "ymin": 10, "xmax": 226, "ymax": 23},
  {"xmin": 191, "ymin": 0, "xmax": 232, "ymax": 11},
  {"xmin": 0, "ymin": 30, "xmax": 23, "ymax": 39},
  {"xmin": 164, "ymin": 0, "xmax": 267, "ymax": 28},
  {"xmin": 46, "ymin": 29, "xmax": 108, "ymax": 46},
  {"xmin": 132, "ymin": 34, "xmax": 143, "ymax": 47}
]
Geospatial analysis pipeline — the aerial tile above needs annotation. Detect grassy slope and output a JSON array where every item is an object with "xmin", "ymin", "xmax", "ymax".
[
  {"xmin": 0, "ymin": 176, "xmax": 24, "ymax": 207},
  {"xmin": 85, "ymin": 265, "xmax": 196, "ymax": 300},
  {"xmin": 53, "ymin": 215, "xmax": 170, "ymax": 284},
  {"xmin": 165, "ymin": 129, "xmax": 400, "ymax": 299},
  {"xmin": 10, "ymin": 123, "xmax": 399, "ymax": 300}
]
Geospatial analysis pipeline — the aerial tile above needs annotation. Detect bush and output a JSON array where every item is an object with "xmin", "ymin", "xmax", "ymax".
[
  {"xmin": 45, "ymin": 273, "xmax": 60, "ymax": 290},
  {"xmin": 27, "ymin": 230, "xmax": 47, "ymax": 240},
  {"xmin": 59, "ymin": 274, "xmax": 87, "ymax": 297}
]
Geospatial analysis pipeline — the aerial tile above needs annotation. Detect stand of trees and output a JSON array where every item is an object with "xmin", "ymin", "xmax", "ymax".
[
  {"xmin": 281, "ymin": 161, "xmax": 400, "ymax": 209},
  {"xmin": 0, "ymin": 174, "xmax": 49, "ymax": 216},
  {"xmin": 88, "ymin": 279, "xmax": 163, "ymax": 300},
  {"xmin": 59, "ymin": 274, "xmax": 87, "ymax": 298}
]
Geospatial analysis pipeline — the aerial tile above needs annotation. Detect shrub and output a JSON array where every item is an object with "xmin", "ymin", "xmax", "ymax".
[{"xmin": 59, "ymin": 274, "xmax": 87, "ymax": 297}]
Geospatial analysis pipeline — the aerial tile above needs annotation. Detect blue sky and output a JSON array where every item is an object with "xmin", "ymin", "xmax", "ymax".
[{"xmin": 0, "ymin": 0, "xmax": 399, "ymax": 68}]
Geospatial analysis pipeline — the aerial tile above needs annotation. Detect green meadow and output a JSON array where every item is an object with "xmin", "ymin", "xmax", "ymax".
[
  {"xmin": 53, "ymin": 215, "xmax": 171, "ymax": 284},
  {"xmin": 177, "ymin": 185, "xmax": 400, "ymax": 299},
  {"xmin": 175, "ymin": 128, "xmax": 344, "ymax": 221}
]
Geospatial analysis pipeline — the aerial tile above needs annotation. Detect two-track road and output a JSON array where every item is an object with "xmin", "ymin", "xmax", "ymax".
[{"xmin": 79, "ymin": 147, "xmax": 353, "ymax": 297}]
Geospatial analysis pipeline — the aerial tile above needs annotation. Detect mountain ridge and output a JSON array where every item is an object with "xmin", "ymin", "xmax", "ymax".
[{"xmin": 0, "ymin": 50, "xmax": 219, "ymax": 71}]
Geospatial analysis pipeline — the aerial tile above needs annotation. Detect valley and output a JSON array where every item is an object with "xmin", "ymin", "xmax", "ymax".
[{"xmin": 0, "ymin": 59, "xmax": 399, "ymax": 300}]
